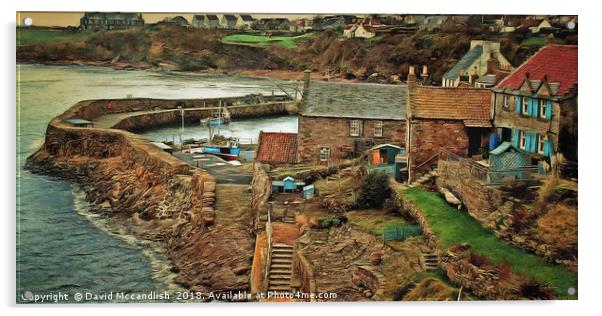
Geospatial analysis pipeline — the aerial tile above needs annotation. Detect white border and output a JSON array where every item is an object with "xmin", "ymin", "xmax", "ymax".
[{"xmin": 3, "ymin": 0, "xmax": 599, "ymax": 315}]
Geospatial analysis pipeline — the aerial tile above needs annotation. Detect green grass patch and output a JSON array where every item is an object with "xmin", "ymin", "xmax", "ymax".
[
  {"xmin": 347, "ymin": 210, "xmax": 409, "ymax": 236},
  {"xmin": 521, "ymin": 36, "xmax": 565, "ymax": 47},
  {"xmin": 221, "ymin": 33, "xmax": 313, "ymax": 48},
  {"xmin": 401, "ymin": 187, "xmax": 577, "ymax": 298},
  {"xmin": 17, "ymin": 28, "xmax": 93, "ymax": 46}
]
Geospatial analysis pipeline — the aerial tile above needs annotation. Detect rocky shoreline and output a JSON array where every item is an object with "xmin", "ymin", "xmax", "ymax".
[{"xmin": 23, "ymin": 96, "xmax": 260, "ymax": 300}]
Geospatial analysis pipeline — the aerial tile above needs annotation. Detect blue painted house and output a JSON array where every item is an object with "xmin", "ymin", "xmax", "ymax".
[
  {"xmin": 272, "ymin": 176, "xmax": 305, "ymax": 193},
  {"xmin": 491, "ymin": 45, "xmax": 577, "ymax": 178}
]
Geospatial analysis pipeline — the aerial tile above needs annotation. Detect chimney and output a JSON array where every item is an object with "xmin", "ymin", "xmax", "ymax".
[
  {"xmin": 486, "ymin": 53, "xmax": 499, "ymax": 74},
  {"xmin": 407, "ymin": 65, "xmax": 417, "ymax": 84},
  {"xmin": 302, "ymin": 69, "xmax": 311, "ymax": 99},
  {"xmin": 421, "ymin": 65, "xmax": 429, "ymax": 84}
]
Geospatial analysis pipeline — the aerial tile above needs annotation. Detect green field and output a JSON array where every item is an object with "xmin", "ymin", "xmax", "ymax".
[
  {"xmin": 401, "ymin": 187, "xmax": 577, "ymax": 298},
  {"xmin": 521, "ymin": 36, "xmax": 565, "ymax": 47},
  {"xmin": 17, "ymin": 28, "xmax": 92, "ymax": 46},
  {"xmin": 221, "ymin": 33, "xmax": 313, "ymax": 48}
]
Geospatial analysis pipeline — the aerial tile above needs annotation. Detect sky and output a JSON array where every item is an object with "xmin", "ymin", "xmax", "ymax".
[{"xmin": 16, "ymin": 12, "xmax": 320, "ymax": 27}]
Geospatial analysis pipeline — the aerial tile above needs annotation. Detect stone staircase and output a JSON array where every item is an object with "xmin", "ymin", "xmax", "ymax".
[
  {"xmin": 421, "ymin": 252, "xmax": 440, "ymax": 271},
  {"xmin": 268, "ymin": 243, "xmax": 294, "ymax": 293},
  {"xmin": 410, "ymin": 168, "xmax": 438, "ymax": 187}
]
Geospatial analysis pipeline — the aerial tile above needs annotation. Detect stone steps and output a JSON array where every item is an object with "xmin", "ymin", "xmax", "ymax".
[
  {"xmin": 268, "ymin": 244, "xmax": 294, "ymax": 292},
  {"xmin": 422, "ymin": 253, "xmax": 439, "ymax": 271},
  {"xmin": 410, "ymin": 169, "xmax": 438, "ymax": 188}
]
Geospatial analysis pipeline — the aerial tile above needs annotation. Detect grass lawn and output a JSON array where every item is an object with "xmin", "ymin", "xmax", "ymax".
[
  {"xmin": 221, "ymin": 33, "xmax": 313, "ymax": 48},
  {"xmin": 17, "ymin": 28, "xmax": 93, "ymax": 46},
  {"xmin": 521, "ymin": 36, "xmax": 565, "ymax": 47},
  {"xmin": 347, "ymin": 209, "xmax": 409, "ymax": 236},
  {"xmin": 401, "ymin": 187, "xmax": 577, "ymax": 298}
]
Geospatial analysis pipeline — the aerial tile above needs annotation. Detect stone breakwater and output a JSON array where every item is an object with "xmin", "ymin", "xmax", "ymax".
[{"xmin": 25, "ymin": 96, "xmax": 296, "ymax": 297}]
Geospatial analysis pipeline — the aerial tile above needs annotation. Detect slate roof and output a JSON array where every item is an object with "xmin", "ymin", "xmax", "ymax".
[
  {"xmin": 240, "ymin": 15, "xmax": 254, "ymax": 21},
  {"xmin": 223, "ymin": 15, "xmax": 237, "ymax": 21},
  {"xmin": 409, "ymin": 86, "xmax": 491, "ymax": 123},
  {"xmin": 302, "ymin": 81, "xmax": 407, "ymax": 120},
  {"xmin": 495, "ymin": 45, "xmax": 578, "ymax": 97},
  {"xmin": 193, "ymin": 15, "xmax": 206, "ymax": 21},
  {"xmin": 207, "ymin": 15, "xmax": 219, "ymax": 21},
  {"xmin": 256, "ymin": 132, "xmax": 298, "ymax": 164},
  {"xmin": 443, "ymin": 45, "xmax": 483, "ymax": 80}
]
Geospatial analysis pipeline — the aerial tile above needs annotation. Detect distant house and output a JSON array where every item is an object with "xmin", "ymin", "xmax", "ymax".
[
  {"xmin": 254, "ymin": 18, "xmax": 290, "ymax": 31},
  {"xmin": 237, "ymin": 15, "xmax": 255, "ymax": 29},
  {"xmin": 80, "ymin": 12, "xmax": 144, "ymax": 31},
  {"xmin": 163, "ymin": 16, "xmax": 189, "ymax": 27},
  {"xmin": 192, "ymin": 14, "xmax": 220, "ymax": 29},
  {"xmin": 520, "ymin": 18, "xmax": 552, "ymax": 33},
  {"xmin": 402, "ymin": 15, "xmax": 425, "ymax": 25},
  {"xmin": 491, "ymin": 45, "xmax": 578, "ymax": 177},
  {"xmin": 342, "ymin": 25, "xmax": 357, "ymax": 38},
  {"xmin": 290, "ymin": 19, "xmax": 312, "ymax": 32},
  {"xmin": 297, "ymin": 75, "xmax": 408, "ymax": 163},
  {"xmin": 256, "ymin": 132, "xmax": 298, "ymax": 166},
  {"xmin": 354, "ymin": 24, "xmax": 376, "ymax": 38},
  {"xmin": 420, "ymin": 15, "xmax": 448, "ymax": 30},
  {"xmin": 406, "ymin": 81, "xmax": 492, "ymax": 181},
  {"xmin": 220, "ymin": 14, "xmax": 238, "ymax": 29},
  {"xmin": 442, "ymin": 40, "xmax": 513, "ymax": 88}
]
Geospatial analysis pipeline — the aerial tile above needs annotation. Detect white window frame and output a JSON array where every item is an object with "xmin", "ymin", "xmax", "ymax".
[
  {"xmin": 374, "ymin": 121, "xmax": 383, "ymax": 137},
  {"xmin": 539, "ymin": 98, "xmax": 547, "ymax": 119},
  {"xmin": 503, "ymin": 95, "xmax": 509, "ymax": 109},
  {"xmin": 319, "ymin": 147, "xmax": 330, "ymax": 162},
  {"xmin": 519, "ymin": 130, "xmax": 527, "ymax": 150},
  {"xmin": 350, "ymin": 120, "xmax": 361, "ymax": 137},
  {"xmin": 521, "ymin": 97, "xmax": 529, "ymax": 115},
  {"xmin": 537, "ymin": 134, "xmax": 546, "ymax": 154}
]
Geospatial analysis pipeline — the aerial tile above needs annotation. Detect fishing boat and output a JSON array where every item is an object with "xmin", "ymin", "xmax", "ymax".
[
  {"xmin": 202, "ymin": 138, "xmax": 241, "ymax": 161},
  {"xmin": 200, "ymin": 101, "xmax": 231, "ymax": 126}
]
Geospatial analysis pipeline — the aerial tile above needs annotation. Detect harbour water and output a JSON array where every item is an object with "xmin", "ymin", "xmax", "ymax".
[{"xmin": 16, "ymin": 64, "xmax": 298, "ymax": 302}]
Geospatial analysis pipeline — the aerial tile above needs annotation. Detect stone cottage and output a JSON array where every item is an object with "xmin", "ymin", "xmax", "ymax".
[
  {"xmin": 407, "ymin": 73, "xmax": 492, "ymax": 182},
  {"xmin": 220, "ymin": 14, "xmax": 238, "ymax": 29},
  {"xmin": 80, "ymin": 12, "xmax": 144, "ymax": 31},
  {"xmin": 192, "ymin": 14, "xmax": 219, "ymax": 29},
  {"xmin": 442, "ymin": 40, "xmax": 513, "ymax": 88},
  {"xmin": 491, "ymin": 44, "xmax": 578, "ymax": 177},
  {"xmin": 297, "ymin": 75, "xmax": 407, "ymax": 164}
]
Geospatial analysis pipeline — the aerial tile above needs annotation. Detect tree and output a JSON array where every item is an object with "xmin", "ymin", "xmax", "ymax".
[{"xmin": 357, "ymin": 171, "xmax": 392, "ymax": 209}]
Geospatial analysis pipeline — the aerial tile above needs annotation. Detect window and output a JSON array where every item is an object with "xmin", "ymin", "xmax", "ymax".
[
  {"xmin": 374, "ymin": 121, "xmax": 383, "ymax": 137},
  {"xmin": 350, "ymin": 120, "xmax": 361, "ymax": 137},
  {"xmin": 519, "ymin": 130, "xmax": 526, "ymax": 150},
  {"xmin": 539, "ymin": 99, "xmax": 547, "ymax": 119},
  {"xmin": 537, "ymin": 134, "xmax": 546, "ymax": 154},
  {"xmin": 503, "ymin": 95, "xmax": 510, "ymax": 109},
  {"xmin": 521, "ymin": 97, "xmax": 529, "ymax": 115},
  {"xmin": 319, "ymin": 147, "xmax": 330, "ymax": 162}
]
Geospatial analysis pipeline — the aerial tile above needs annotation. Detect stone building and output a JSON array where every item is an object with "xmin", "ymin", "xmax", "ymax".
[
  {"xmin": 220, "ymin": 14, "xmax": 238, "ymax": 28},
  {"xmin": 79, "ymin": 12, "xmax": 144, "ymax": 31},
  {"xmin": 491, "ymin": 44, "xmax": 578, "ymax": 177},
  {"xmin": 442, "ymin": 40, "xmax": 513, "ymax": 88},
  {"xmin": 297, "ymin": 77, "xmax": 407, "ymax": 164},
  {"xmin": 407, "ymin": 71, "xmax": 492, "ymax": 182}
]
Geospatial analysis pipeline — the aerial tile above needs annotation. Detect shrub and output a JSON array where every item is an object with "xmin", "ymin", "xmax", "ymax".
[
  {"xmin": 357, "ymin": 171, "xmax": 392, "ymax": 209},
  {"xmin": 497, "ymin": 262, "xmax": 513, "ymax": 281},
  {"xmin": 468, "ymin": 252, "xmax": 491, "ymax": 268},
  {"xmin": 518, "ymin": 278, "xmax": 555, "ymax": 300},
  {"xmin": 318, "ymin": 214, "xmax": 348, "ymax": 229}
]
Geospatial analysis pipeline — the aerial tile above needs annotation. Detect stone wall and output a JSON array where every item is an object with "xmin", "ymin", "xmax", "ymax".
[
  {"xmin": 297, "ymin": 115, "xmax": 406, "ymax": 163},
  {"xmin": 409, "ymin": 119, "xmax": 468, "ymax": 177},
  {"xmin": 396, "ymin": 192, "xmax": 509, "ymax": 300},
  {"xmin": 436, "ymin": 159, "xmax": 506, "ymax": 229},
  {"xmin": 251, "ymin": 162, "xmax": 272, "ymax": 230},
  {"xmin": 23, "ymin": 98, "xmax": 270, "ymax": 295}
]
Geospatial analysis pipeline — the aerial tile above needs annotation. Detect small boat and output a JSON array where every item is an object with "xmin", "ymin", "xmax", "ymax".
[{"xmin": 202, "ymin": 137, "xmax": 240, "ymax": 161}]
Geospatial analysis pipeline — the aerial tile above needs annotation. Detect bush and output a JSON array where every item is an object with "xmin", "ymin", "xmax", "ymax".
[
  {"xmin": 318, "ymin": 214, "xmax": 348, "ymax": 229},
  {"xmin": 468, "ymin": 252, "xmax": 491, "ymax": 268},
  {"xmin": 518, "ymin": 278, "xmax": 555, "ymax": 300},
  {"xmin": 357, "ymin": 171, "xmax": 392, "ymax": 209}
]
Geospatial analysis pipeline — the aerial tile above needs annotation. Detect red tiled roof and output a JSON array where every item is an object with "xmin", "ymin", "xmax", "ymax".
[
  {"xmin": 256, "ymin": 132, "xmax": 298, "ymax": 164},
  {"xmin": 495, "ymin": 45, "xmax": 578, "ymax": 97},
  {"xmin": 409, "ymin": 86, "xmax": 491, "ymax": 121}
]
